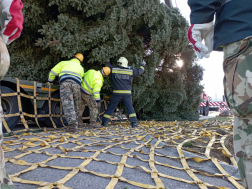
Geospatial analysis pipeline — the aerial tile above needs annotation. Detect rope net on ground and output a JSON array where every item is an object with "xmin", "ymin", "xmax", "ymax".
[{"xmin": 3, "ymin": 120, "xmax": 244, "ymax": 189}]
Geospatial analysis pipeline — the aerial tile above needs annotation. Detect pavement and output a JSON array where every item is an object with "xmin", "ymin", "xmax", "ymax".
[
  {"xmin": 3, "ymin": 120, "xmax": 242, "ymax": 189},
  {"xmin": 199, "ymin": 111, "xmax": 221, "ymax": 120}
]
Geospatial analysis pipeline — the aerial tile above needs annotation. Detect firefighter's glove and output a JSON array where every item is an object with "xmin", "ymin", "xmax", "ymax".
[
  {"xmin": 1, "ymin": 0, "xmax": 24, "ymax": 45},
  {"xmin": 96, "ymin": 102, "xmax": 101, "ymax": 109},
  {"xmin": 141, "ymin": 60, "xmax": 146, "ymax": 67},
  {"xmin": 187, "ymin": 21, "xmax": 214, "ymax": 59},
  {"xmin": 105, "ymin": 62, "xmax": 111, "ymax": 67},
  {"xmin": 102, "ymin": 62, "xmax": 110, "ymax": 67}
]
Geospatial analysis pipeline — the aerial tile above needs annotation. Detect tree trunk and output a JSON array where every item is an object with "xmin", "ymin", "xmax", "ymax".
[{"xmin": 164, "ymin": 0, "xmax": 173, "ymax": 7}]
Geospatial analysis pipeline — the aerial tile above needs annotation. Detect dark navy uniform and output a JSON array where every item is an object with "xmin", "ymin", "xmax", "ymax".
[
  {"xmin": 189, "ymin": 0, "xmax": 252, "ymax": 51},
  {"xmin": 102, "ymin": 63, "xmax": 145, "ymax": 126}
]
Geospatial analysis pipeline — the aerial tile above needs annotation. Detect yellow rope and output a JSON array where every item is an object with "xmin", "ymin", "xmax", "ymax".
[{"xmin": 3, "ymin": 120, "xmax": 244, "ymax": 189}]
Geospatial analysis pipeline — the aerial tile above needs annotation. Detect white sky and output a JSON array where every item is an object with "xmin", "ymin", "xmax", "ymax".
[{"xmin": 160, "ymin": 0, "xmax": 224, "ymax": 101}]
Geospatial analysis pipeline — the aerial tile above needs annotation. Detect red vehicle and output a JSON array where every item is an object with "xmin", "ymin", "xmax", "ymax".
[
  {"xmin": 198, "ymin": 91, "xmax": 229, "ymax": 116},
  {"xmin": 198, "ymin": 91, "xmax": 210, "ymax": 116}
]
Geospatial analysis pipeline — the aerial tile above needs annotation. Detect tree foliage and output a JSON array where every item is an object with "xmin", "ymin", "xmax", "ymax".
[
  {"xmin": 136, "ymin": 45, "xmax": 204, "ymax": 121},
  {"xmin": 7, "ymin": 0, "xmax": 203, "ymax": 120}
]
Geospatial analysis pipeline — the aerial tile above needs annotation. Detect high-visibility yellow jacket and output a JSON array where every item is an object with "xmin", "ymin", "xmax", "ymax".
[
  {"xmin": 48, "ymin": 59, "xmax": 84, "ymax": 85},
  {"xmin": 81, "ymin": 69, "xmax": 104, "ymax": 102}
]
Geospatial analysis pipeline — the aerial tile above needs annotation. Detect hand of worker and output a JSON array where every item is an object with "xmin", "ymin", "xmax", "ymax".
[
  {"xmin": 0, "ymin": 0, "xmax": 24, "ymax": 45},
  {"xmin": 105, "ymin": 62, "xmax": 111, "ymax": 67},
  {"xmin": 187, "ymin": 21, "xmax": 214, "ymax": 59},
  {"xmin": 141, "ymin": 60, "xmax": 146, "ymax": 66},
  {"xmin": 101, "ymin": 62, "xmax": 110, "ymax": 67},
  {"xmin": 96, "ymin": 102, "xmax": 101, "ymax": 109}
]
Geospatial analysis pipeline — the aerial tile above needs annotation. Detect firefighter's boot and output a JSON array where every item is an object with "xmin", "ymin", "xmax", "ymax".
[
  {"xmin": 78, "ymin": 119, "xmax": 85, "ymax": 127},
  {"xmin": 89, "ymin": 122, "xmax": 101, "ymax": 128},
  {"xmin": 132, "ymin": 122, "xmax": 138, "ymax": 128},
  {"xmin": 66, "ymin": 124, "xmax": 78, "ymax": 132},
  {"xmin": 102, "ymin": 120, "xmax": 108, "ymax": 127}
]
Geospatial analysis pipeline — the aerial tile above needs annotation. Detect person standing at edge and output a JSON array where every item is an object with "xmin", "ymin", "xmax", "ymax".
[
  {"xmin": 0, "ymin": 0, "xmax": 24, "ymax": 189},
  {"xmin": 102, "ymin": 57, "xmax": 146, "ymax": 128},
  {"xmin": 187, "ymin": 0, "xmax": 252, "ymax": 188},
  {"xmin": 79, "ymin": 67, "xmax": 111, "ymax": 128},
  {"xmin": 48, "ymin": 53, "xmax": 84, "ymax": 132},
  {"xmin": 0, "ymin": 0, "xmax": 24, "ymax": 187}
]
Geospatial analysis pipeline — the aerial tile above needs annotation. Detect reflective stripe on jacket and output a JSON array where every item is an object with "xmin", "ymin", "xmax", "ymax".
[
  {"xmin": 48, "ymin": 59, "xmax": 84, "ymax": 85},
  {"xmin": 106, "ymin": 64, "xmax": 144, "ymax": 94},
  {"xmin": 81, "ymin": 69, "xmax": 104, "ymax": 102}
]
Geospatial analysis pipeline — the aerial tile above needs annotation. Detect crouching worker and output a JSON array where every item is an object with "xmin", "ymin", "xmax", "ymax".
[
  {"xmin": 79, "ymin": 67, "xmax": 111, "ymax": 128},
  {"xmin": 48, "ymin": 53, "xmax": 84, "ymax": 132},
  {"xmin": 102, "ymin": 57, "xmax": 146, "ymax": 128}
]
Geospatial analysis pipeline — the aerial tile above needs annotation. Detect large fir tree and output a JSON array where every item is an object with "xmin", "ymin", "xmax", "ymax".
[
  {"xmin": 6, "ymin": 0, "xmax": 203, "ymax": 120},
  {"xmin": 136, "ymin": 45, "xmax": 203, "ymax": 121}
]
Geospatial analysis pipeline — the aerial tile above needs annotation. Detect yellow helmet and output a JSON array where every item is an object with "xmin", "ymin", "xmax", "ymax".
[
  {"xmin": 74, "ymin": 53, "xmax": 84, "ymax": 62},
  {"xmin": 117, "ymin": 57, "xmax": 128, "ymax": 68},
  {"xmin": 101, "ymin": 67, "xmax": 111, "ymax": 76}
]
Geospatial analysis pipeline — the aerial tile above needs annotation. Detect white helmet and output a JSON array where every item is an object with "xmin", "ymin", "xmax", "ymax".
[{"xmin": 117, "ymin": 57, "xmax": 128, "ymax": 68}]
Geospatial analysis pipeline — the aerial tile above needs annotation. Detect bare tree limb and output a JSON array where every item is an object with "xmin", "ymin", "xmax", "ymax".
[{"xmin": 164, "ymin": 0, "xmax": 173, "ymax": 7}]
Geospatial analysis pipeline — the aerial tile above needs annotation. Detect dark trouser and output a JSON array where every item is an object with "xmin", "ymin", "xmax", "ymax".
[{"xmin": 102, "ymin": 94, "xmax": 137, "ymax": 125}]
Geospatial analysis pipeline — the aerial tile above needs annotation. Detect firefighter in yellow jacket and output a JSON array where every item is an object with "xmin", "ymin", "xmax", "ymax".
[
  {"xmin": 48, "ymin": 53, "xmax": 84, "ymax": 132},
  {"xmin": 79, "ymin": 67, "xmax": 111, "ymax": 128}
]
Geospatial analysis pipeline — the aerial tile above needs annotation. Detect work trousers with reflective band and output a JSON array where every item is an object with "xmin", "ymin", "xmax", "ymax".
[
  {"xmin": 79, "ymin": 93, "xmax": 98, "ymax": 123},
  {"xmin": 60, "ymin": 79, "xmax": 80, "ymax": 128},
  {"xmin": 0, "ymin": 37, "xmax": 14, "ymax": 188},
  {"xmin": 103, "ymin": 94, "xmax": 137, "ymax": 125},
  {"xmin": 223, "ymin": 36, "xmax": 252, "ymax": 189}
]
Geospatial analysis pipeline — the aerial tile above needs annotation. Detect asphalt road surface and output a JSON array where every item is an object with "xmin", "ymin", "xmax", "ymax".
[
  {"xmin": 3, "ymin": 121, "xmax": 242, "ymax": 189},
  {"xmin": 199, "ymin": 111, "xmax": 221, "ymax": 120}
]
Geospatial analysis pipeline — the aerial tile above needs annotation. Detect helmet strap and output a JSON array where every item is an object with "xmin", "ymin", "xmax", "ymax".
[{"xmin": 101, "ymin": 69, "xmax": 105, "ymax": 76}]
